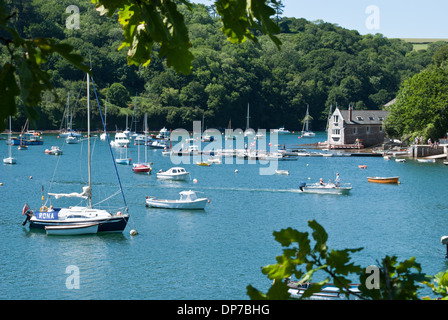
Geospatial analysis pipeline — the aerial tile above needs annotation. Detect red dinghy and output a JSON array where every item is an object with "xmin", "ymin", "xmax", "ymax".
[{"xmin": 132, "ymin": 163, "xmax": 151, "ymax": 174}]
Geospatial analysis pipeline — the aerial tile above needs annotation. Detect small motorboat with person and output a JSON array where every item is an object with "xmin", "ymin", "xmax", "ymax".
[
  {"xmin": 145, "ymin": 190, "xmax": 209, "ymax": 210},
  {"xmin": 298, "ymin": 176, "xmax": 352, "ymax": 195}
]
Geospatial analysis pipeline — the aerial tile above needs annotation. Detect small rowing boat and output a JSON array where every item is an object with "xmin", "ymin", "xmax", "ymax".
[
  {"xmin": 45, "ymin": 223, "xmax": 99, "ymax": 235},
  {"xmin": 367, "ymin": 176, "xmax": 399, "ymax": 184}
]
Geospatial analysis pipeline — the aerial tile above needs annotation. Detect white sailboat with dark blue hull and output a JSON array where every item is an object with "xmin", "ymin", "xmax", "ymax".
[{"xmin": 22, "ymin": 73, "xmax": 130, "ymax": 235}]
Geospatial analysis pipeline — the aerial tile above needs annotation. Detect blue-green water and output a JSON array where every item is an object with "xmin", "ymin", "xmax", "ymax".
[{"xmin": 1, "ymin": 132, "xmax": 448, "ymax": 299}]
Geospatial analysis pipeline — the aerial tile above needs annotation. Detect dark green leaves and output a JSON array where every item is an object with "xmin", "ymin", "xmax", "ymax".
[
  {"xmin": 248, "ymin": 220, "xmax": 442, "ymax": 300},
  {"xmin": 0, "ymin": 2, "xmax": 88, "ymax": 131},
  {"xmin": 92, "ymin": 0, "xmax": 281, "ymax": 75},
  {"xmin": 0, "ymin": 63, "xmax": 20, "ymax": 124},
  {"xmin": 215, "ymin": 0, "xmax": 281, "ymax": 49},
  {"xmin": 248, "ymin": 220, "xmax": 364, "ymax": 300}
]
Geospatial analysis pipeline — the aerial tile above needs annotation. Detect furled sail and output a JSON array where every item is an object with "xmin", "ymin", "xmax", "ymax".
[{"xmin": 48, "ymin": 186, "xmax": 90, "ymax": 199}]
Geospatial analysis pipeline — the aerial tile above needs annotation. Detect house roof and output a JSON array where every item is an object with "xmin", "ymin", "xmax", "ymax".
[{"xmin": 338, "ymin": 109, "xmax": 389, "ymax": 125}]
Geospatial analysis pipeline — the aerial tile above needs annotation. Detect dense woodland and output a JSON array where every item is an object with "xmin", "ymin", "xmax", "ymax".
[{"xmin": 3, "ymin": 0, "xmax": 445, "ymax": 133}]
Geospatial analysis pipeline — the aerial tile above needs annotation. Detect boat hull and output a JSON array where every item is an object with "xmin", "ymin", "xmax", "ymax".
[
  {"xmin": 11, "ymin": 138, "xmax": 43, "ymax": 145},
  {"xmin": 133, "ymin": 164, "xmax": 151, "ymax": 173},
  {"xmin": 367, "ymin": 177, "xmax": 399, "ymax": 184},
  {"xmin": 116, "ymin": 159, "xmax": 131, "ymax": 165},
  {"xmin": 300, "ymin": 187, "xmax": 352, "ymax": 195},
  {"xmin": 156, "ymin": 173, "xmax": 189, "ymax": 181},
  {"xmin": 30, "ymin": 215, "xmax": 129, "ymax": 233},
  {"xmin": 3, "ymin": 157, "xmax": 16, "ymax": 164}
]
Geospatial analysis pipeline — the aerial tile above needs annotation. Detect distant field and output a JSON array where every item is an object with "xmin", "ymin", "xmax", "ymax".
[{"xmin": 400, "ymin": 38, "xmax": 448, "ymax": 51}]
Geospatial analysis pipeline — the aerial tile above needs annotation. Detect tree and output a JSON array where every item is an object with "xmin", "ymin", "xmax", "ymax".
[
  {"xmin": 107, "ymin": 83, "xmax": 130, "ymax": 108},
  {"xmin": 0, "ymin": 0, "xmax": 282, "ymax": 131},
  {"xmin": 384, "ymin": 66, "xmax": 448, "ymax": 140},
  {"xmin": 92, "ymin": 0, "xmax": 281, "ymax": 74}
]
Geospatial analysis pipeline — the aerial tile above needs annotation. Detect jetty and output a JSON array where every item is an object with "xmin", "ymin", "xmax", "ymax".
[{"xmin": 409, "ymin": 144, "xmax": 447, "ymax": 159}]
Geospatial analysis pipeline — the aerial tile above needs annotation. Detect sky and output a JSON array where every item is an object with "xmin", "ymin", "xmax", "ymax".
[{"xmin": 192, "ymin": 0, "xmax": 448, "ymax": 39}]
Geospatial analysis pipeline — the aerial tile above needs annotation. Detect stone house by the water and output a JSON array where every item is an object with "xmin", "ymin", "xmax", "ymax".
[{"xmin": 327, "ymin": 106, "xmax": 389, "ymax": 148}]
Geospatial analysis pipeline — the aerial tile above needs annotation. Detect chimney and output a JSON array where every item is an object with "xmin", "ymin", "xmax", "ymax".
[{"xmin": 348, "ymin": 105, "xmax": 352, "ymax": 122}]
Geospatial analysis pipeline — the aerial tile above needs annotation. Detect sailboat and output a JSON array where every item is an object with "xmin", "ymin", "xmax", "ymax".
[
  {"xmin": 244, "ymin": 103, "xmax": 253, "ymax": 137},
  {"xmin": 100, "ymin": 99, "xmax": 109, "ymax": 141},
  {"xmin": 22, "ymin": 73, "xmax": 130, "ymax": 234},
  {"xmin": 225, "ymin": 119, "xmax": 235, "ymax": 140},
  {"xmin": 3, "ymin": 116, "xmax": 17, "ymax": 164},
  {"xmin": 132, "ymin": 113, "xmax": 151, "ymax": 174},
  {"xmin": 115, "ymin": 146, "xmax": 131, "ymax": 165},
  {"xmin": 59, "ymin": 92, "xmax": 81, "ymax": 138},
  {"xmin": 301, "ymin": 104, "xmax": 315, "ymax": 138}
]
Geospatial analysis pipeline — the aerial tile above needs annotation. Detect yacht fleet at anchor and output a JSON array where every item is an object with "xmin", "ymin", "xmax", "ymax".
[{"xmin": 10, "ymin": 108, "xmax": 438, "ymax": 237}]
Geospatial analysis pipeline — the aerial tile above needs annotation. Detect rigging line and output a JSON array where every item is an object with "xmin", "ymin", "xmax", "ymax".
[
  {"xmin": 93, "ymin": 189, "xmax": 121, "ymax": 206},
  {"xmin": 90, "ymin": 75, "xmax": 128, "ymax": 209}
]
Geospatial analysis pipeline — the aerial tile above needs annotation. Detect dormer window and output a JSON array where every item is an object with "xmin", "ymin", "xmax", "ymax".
[{"xmin": 356, "ymin": 116, "xmax": 363, "ymax": 121}]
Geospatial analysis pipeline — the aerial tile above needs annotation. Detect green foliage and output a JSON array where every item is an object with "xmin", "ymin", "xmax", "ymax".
[
  {"xmin": 384, "ymin": 66, "xmax": 448, "ymax": 140},
  {"xmin": 0, "ymin": 0, "xmax": 89, "ymax": 131},
  {"xmin": 247, "ymin": 220, "xmax": 448, "ymax": 300},
  {"xmin": 0, "ymin": 0, "xmax": 437, "ymax": 132}
]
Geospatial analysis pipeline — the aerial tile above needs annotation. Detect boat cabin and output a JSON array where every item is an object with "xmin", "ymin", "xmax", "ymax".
[{"xmin": 179, "ymin": 191, "xmax": 198, "ymax": 201}]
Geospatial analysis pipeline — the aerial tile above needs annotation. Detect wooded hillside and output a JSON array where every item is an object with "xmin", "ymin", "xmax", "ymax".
[{"xmin": 3, "ymin": 0, "xmax": 443, "ymax": 132}]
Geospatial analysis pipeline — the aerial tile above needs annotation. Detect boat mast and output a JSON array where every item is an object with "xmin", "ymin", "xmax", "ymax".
[
  {"xmin": 246, "ymin": 103, "xmax": 250, "ymax": 130},
  {"xmin": 87, "ymin": 73, "xmax": 92, "ymax": 208}
]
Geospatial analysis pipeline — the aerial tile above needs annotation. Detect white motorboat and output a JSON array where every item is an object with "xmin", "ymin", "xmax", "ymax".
[
  {"xmin": 45, "ymin": 146, "xmax": 63, "ymax": 155},
  {"xmin": 110, "ymin": 132, "xmax": 130, "ymax": 147},
  {"xmin": 207, "ymin": 156, "xmax": 222, "ymax": 164},
  {"xmin": 287, "ymin": 280, "xmax": 361, "ymax": 300},
  {"xmin": 273, "ymin": 127, "xmax": 290, "ymax": 134},
  {"xmin": 145, "ymin": 190, "xmax": 209, "ymax": 210},
  {"xmin": 417, "ymin": 158, "xmax": 436, "ymax": 163},
  {"xmin": 149, "ymin": 139, "xmax": 168, "ymax": 149},
  {"xmin": 156, "ymin": 167, "xmax": 190, "ymax": 181},
  {"xmin": 298, "ymin": 182, "xmax": 352, "ymax": 195},
  {"xmin": 65, "ymin": 133, "xmax": 79, "ymax": 144},
  {"xmin": 156, "ymin": 127, "xmax": 169, "ymax": 139},
  {"xmin": 275, "ymin": 170, "xmax": 289, "ymax": 175}
]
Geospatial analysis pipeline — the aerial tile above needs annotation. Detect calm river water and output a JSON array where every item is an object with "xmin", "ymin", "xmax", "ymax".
[{"xmin": 1, "ymin": 132, "xmax": 448, "ymax": 299}]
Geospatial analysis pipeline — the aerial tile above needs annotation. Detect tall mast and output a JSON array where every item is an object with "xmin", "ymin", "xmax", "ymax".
[
  {"xmin": 87, "ymin": 73, "xmax": 92, "ymax": 208},
  {"xmin": 246, "ymin": 103, "xmax": 250, "ymax": 130}
]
